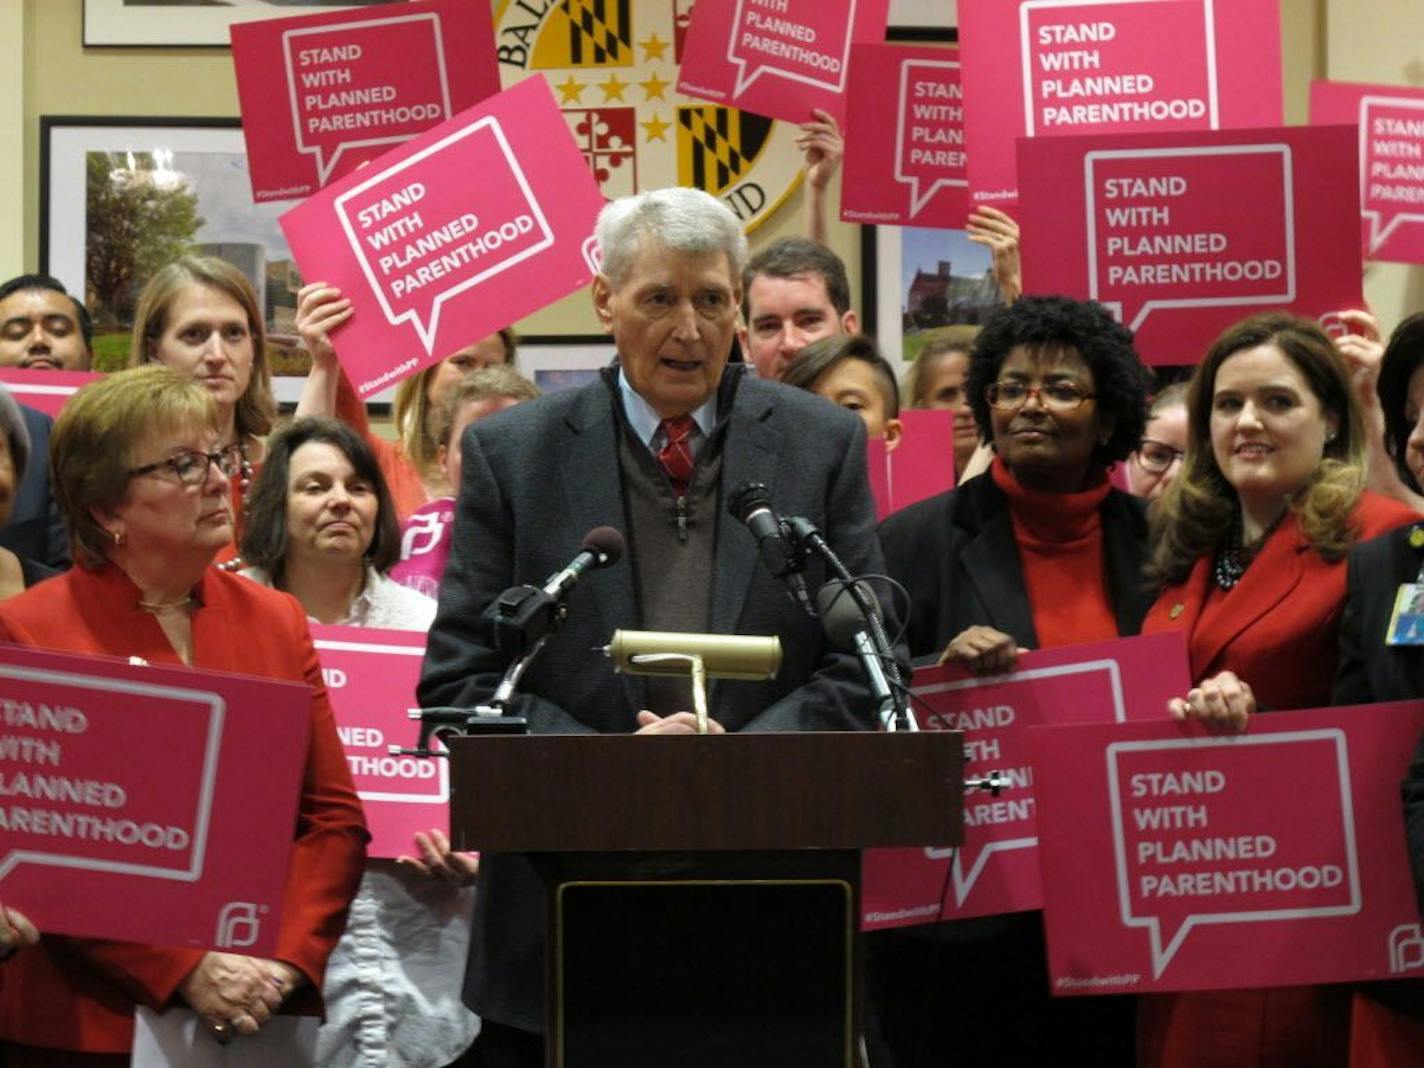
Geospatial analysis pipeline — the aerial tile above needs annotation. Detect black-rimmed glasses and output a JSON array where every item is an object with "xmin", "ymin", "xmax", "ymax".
[
  {"xmin": 1136, "ymin": 439, "xmax": 1185, "ymax": 474},
  {"xmin": 128, "ymin": 444, "xmax": 246, "ymax": 487},
  {"xmin": 985, "ymin": 381, "xmax": 1096, "ymax": 411}
]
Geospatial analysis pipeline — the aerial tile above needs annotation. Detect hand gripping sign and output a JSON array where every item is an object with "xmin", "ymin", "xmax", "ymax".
[
  {"xmin": 958, "ymin": 0, "xmax": 1281, "ymax": 206},
  {"xmin": 0, "ymin": 646, "xmax": 311, "ymax": 953},
  {"xmin": 232, "ymin": 0, "xmax": 500, "ymax": 201},
  {"xmin": 310, "ymin": 625, "xmax": 448, "ymax": 859},
  {"xmin": 841, "ymin": 44, "xmax": 969, "ymax": 228},
  {"xmin": 861, "ymin": 633, "xmax": 1190, "ymax": 930},
  {"xmin": 676, "ymin": 0, "xmax": 890, "ymax": 125},
  {"xmin": 281, "ymin": 76, "xmax": 605, "ymax": 399},
  {"xmin": 1310, "ymin": 80, "xmax": 1424, "ymax": 266},
  {"xmin": 1018, "ymin": 124, "xmax": 1364, "ymax": 365},
  {"xmin": 1031, "ymin": 703, "xmax": 1424, "ymax": 994}
]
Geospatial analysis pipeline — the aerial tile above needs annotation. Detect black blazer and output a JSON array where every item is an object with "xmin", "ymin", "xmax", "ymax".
[
  {"xmin": 0, "ymin": 405, "xmax": 68, "ymax": 570},
  {"xmin": 877, "ymin": 470, "xmax": 1155, "ymax": 659},
  {"xmin": 1334, "ymin": 525, "xmax": 1424, "ymax": 1013},
  {"xmin": 418, "ymin": 366, "xmax": 888, "ymax": 1032}
]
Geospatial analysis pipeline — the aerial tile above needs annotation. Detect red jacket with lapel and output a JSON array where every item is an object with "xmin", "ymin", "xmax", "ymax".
[
  {"xmin": 1144, "ymin": 492, "xmax": 1417, "ymax": 711},
  {"xmin": 0, "ymin": 564, "xmax": 368, "ymax": 1053}
]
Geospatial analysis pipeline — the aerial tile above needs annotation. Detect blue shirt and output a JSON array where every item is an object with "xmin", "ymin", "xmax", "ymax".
[{"xmin": 617, "ymin": 368, "xmax": 717, "ymax": 457}]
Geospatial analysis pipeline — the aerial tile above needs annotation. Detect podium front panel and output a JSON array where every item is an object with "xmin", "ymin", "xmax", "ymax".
[{"xmin": 448, "ymin": 730, "xmax": 963, "ymax": 853}]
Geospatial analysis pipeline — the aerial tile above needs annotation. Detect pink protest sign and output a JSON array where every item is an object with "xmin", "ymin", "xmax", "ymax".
[
  {"xmin": 676, "ymin": 0, "xmax": 890, "ymax": 125},
  {"xmin": 0, "ymin": 369, "xmax": 100, "ymax": 418},
  {"xmin": 1018, "ymin": 125, "xmax": 1364, "ymax": 365},
  {"xmin": 867, "ymin": 409, "xmax": 956, "ymax": 521},
  {"xmin": 280, "ymin": 76, "xmax": 605, "ymax": 398},
  {"xmin": 311, "ymin": 625, "xmax": 444, "ymax": 859},
  {"xmin": 958, "ymin": 0, "xmax": 1280, "ymax": 206},
  {"xmin": 391, "ymin": 497, "xmax": 456, "ymax": 601},
  {"xmin": 1033, "ymin": 702, "xmax": 1424, "ymax": 993},
  {"xmin": 1311, "ymin": 80, "xmax": 1424, "ymax": 266},
  {"xmin": 231, "ymin": 0, "xmax": 500, "ymax": 202},
  {"xmin": 861, "ymin": 632, "xmax": 1190, "ymax": 930},
  {"xmin": 0, "ymin": 645, "xmax": 310, "ymax": 953},
  {"xmin": 842, "ymin": 44, "xmax": 968, "ymax": 228}
]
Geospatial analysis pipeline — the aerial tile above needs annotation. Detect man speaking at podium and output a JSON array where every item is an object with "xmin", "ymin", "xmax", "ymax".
[{"xmin": 418, "ymin": 186, "xmax": 887, "ymax": 1061}]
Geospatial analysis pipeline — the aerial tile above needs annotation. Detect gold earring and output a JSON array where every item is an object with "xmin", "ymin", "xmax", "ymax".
[{"xmin": 110, "ymin": 529, "xmax": 125, "ymax": 547}]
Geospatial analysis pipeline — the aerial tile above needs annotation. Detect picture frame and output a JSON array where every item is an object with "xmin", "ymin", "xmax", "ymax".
[
  {"xmin": 41, "ymin": 116, "xmax": 609, "ymax": 402},
  {"xmin": 868, "ymin": 224, "xmax": 1000, "ymax": 368},
  {"xmin": 888, "ymin": 0, "xmax": 958, "ymax": 37},
  {"xmin": 82, "ymin": 1, "xmax": 384, "ymax": 48},
  {"xmin": 40, "ymin": 116, "xmax": 300, "ymax": 375}
]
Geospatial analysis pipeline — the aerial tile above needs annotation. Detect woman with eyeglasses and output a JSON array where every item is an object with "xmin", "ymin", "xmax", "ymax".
[
  {"xmin": 1126, "ymin": 381, "xmax": 1188, "ymax": 500},
  {"xmin": 1137, "ymin": 313, "xmax": 1416, "ymax": 1068},
  {"xmin": 873, "ymin": 295, "xmax": 1154, "ymax": 1066},
  {"xmin": 0, "ymin": 367, "xmax": 366, "ymax": 1064}
]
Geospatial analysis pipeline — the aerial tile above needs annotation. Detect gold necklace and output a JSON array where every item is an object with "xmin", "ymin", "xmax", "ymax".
[{"xmin": 137, "ymin": 595, "xmax": 194, "ymax": 612}]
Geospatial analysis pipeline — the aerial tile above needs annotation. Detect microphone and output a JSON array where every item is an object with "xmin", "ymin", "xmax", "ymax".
[
  {"xmin": 817, "ymin": 579, "xmax": 916, "ymax": 732},
  {"xmin": 490, "ymin": 526, "xmax": 625, "ymax": 659},
  {"xmin": 542, "ymin": 525, "xmax": 625, "ymax": 598},
  {"xmin": 728, "ymin": 482, "xmax": 814, "ymax": 615}
]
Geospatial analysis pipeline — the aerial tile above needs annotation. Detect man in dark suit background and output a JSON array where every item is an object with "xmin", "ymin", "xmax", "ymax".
[{"xmin": 418, "ymin": 186, "xmax": 886, "ymax": 1062}]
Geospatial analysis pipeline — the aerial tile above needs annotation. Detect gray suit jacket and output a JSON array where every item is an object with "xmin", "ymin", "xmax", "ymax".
[{"xmin": 417, "ymin": 365, "xmax": 885, "ymax": 1031}]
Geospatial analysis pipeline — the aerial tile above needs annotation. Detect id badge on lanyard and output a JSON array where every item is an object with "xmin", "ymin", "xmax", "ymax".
[{"xmin": 1386, "ymin": 526, "xmax": 1424, "ymax": 646}]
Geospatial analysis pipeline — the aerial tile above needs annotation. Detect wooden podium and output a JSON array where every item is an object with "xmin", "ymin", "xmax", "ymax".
[{"xmin": 448, "ymin": 731, "xmax": 963, "ymax": 1068}]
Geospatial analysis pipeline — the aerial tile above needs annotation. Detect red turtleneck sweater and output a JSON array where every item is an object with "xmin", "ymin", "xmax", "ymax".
[{"xmin": 992, "ymin": 457, "xmax": 1118, "ymax": 648}]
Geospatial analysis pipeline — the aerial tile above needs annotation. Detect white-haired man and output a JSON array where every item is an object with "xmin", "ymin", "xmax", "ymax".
[{"xmin": 418, "ymin": 186, "xmax": 888, "ymax": 1061}]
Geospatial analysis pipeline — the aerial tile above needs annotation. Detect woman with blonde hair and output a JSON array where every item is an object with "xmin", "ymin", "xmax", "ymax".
[
  {"xmin": 127, "ymin": 256, "xmax": 277, "ymax": 560},
  {"xmin": 1139, "ymin": 312, "xmax": 1417, "ymax": 1067}
]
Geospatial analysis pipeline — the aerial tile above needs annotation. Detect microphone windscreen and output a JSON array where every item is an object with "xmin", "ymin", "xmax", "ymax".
[
  {"xmin": 728, "ymin": 480, "xmax": 773, "ymax": 524},
  {"xmin": 816, "ymin": 579, "xmax": 882, "ymax": 650},
  {"xmin": 581, "ymin": 525, "xmax": 626, "ymax": 567}
]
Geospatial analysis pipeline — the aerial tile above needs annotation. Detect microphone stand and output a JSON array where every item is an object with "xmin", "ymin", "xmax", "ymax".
[{"xmin": 785, "ymin": 516, "xmax": 916, "ymax": 732}]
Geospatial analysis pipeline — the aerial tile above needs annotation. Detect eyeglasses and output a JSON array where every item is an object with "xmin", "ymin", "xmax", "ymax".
[
  {"xmin": 1136, "ymin": 439, "xmax": 1185, "ymax": 474},
  {"xmin": 985, "ymin": 381, "xmax": 1096, "ymax": 411},
  {"xmin": 128, "ymin": 444, "xmax": 246, "ymax": 487}
]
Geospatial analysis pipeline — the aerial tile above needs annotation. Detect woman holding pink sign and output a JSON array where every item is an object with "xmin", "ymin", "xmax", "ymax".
[
  {"xmin": 237, "ymin": 417, "xmax": 480, "ymax": 1068},
  {"xmin": 0, "ymin": 366, "xmax": 367, "ymax": 1064},
  {"xmin": 293, "ymin": 277, "xmax": 518, "ymax": 519},
  {"xmin": 1141, "ymin": 312, "xmax": 1417, "ymax": 1067},
  {"xmin": 876, "ymin": 296, "xmax": 1155, "ymax": 1066}
]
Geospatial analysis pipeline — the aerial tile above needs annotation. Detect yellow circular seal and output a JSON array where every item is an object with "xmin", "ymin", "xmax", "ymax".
[{"xmin": 493, "ymin": 0, "xmax": 803, "ymax": 232}]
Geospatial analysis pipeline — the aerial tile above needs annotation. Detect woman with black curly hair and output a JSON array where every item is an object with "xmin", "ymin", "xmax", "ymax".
[
  {"xmin": 880, "ymin": 294, "xmax": 1156, "ymax": 674},
  {"xmin": 873, "ymin": 295, "xmax": 1154, "ymax": 1066}
]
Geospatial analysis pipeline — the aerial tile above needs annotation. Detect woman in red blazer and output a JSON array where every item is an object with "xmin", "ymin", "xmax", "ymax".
[
  {"xmin": 1140, "ymin": 313, "xmax": 1417, "ymax": 1067},
  {"xmin": 0, "ymin": 366, "xmax": 367, "ymax": 1065}
]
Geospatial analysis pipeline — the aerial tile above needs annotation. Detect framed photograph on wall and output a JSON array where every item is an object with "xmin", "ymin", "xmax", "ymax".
[
  {"xmin": 870, "ymin": 224, "xmax": 1002, "ymax": 369},
  {"xmin": 889, "ymin": 0, "xmax": 958, "ymax": 36},
  {"xmin": 82, "ymin": 1, "xmax": 388, "ymax": 47},
  {"xmin": 41, "ymin": 116, "xmax": 311, "ymax": 377}
]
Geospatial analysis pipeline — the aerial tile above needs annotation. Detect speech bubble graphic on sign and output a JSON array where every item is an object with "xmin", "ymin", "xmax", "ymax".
[
  {"xmin": 727, "ymin": 0, "xmax": 857, "ymax": 100},
  {"xmin": 1107, "ymin": 731, "xmax": 1360, "ymax": 980},
  {"xmin": 859, "ymin": 632, "xmax": 1191, "ymax": 931},
  {"xmin": 1359, "ymin": 96, "xmax": 1424, "ymax": 256},
  {"xmin": 895, "ymin": 59, "xmax": 967, "ymax": 218},
  {"xmin": 1086, "ymin": 144, "xmax": 1296, "ymax": 333},
  {"xmin": 0, "ymin": 662, "xmax": 222, "ymax": 885},
  {"xmin": 1019, "ymin": 0, "xmax": 1220, "ymax": 138},
  {"xmin": 334, "ymin": 118, "xmax": 553, "ymax": 360},
  {"xmin": 282, "ymin": 13, "xmax": 453, "ymax": 187},
  {"xmin": 312, "ymin": 625, "xmax": 449, "ymax": 858}
]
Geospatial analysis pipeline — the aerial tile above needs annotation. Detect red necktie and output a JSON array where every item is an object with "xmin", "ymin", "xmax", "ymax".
[{"xmin": 657, "ymin": 415, "xmax": 697, "ymax": 496}]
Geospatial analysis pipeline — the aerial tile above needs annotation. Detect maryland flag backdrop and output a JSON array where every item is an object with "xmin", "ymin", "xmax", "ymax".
[{"xmin": 494, "ymin": 0, "xmax": 803, "ymax": 231}]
